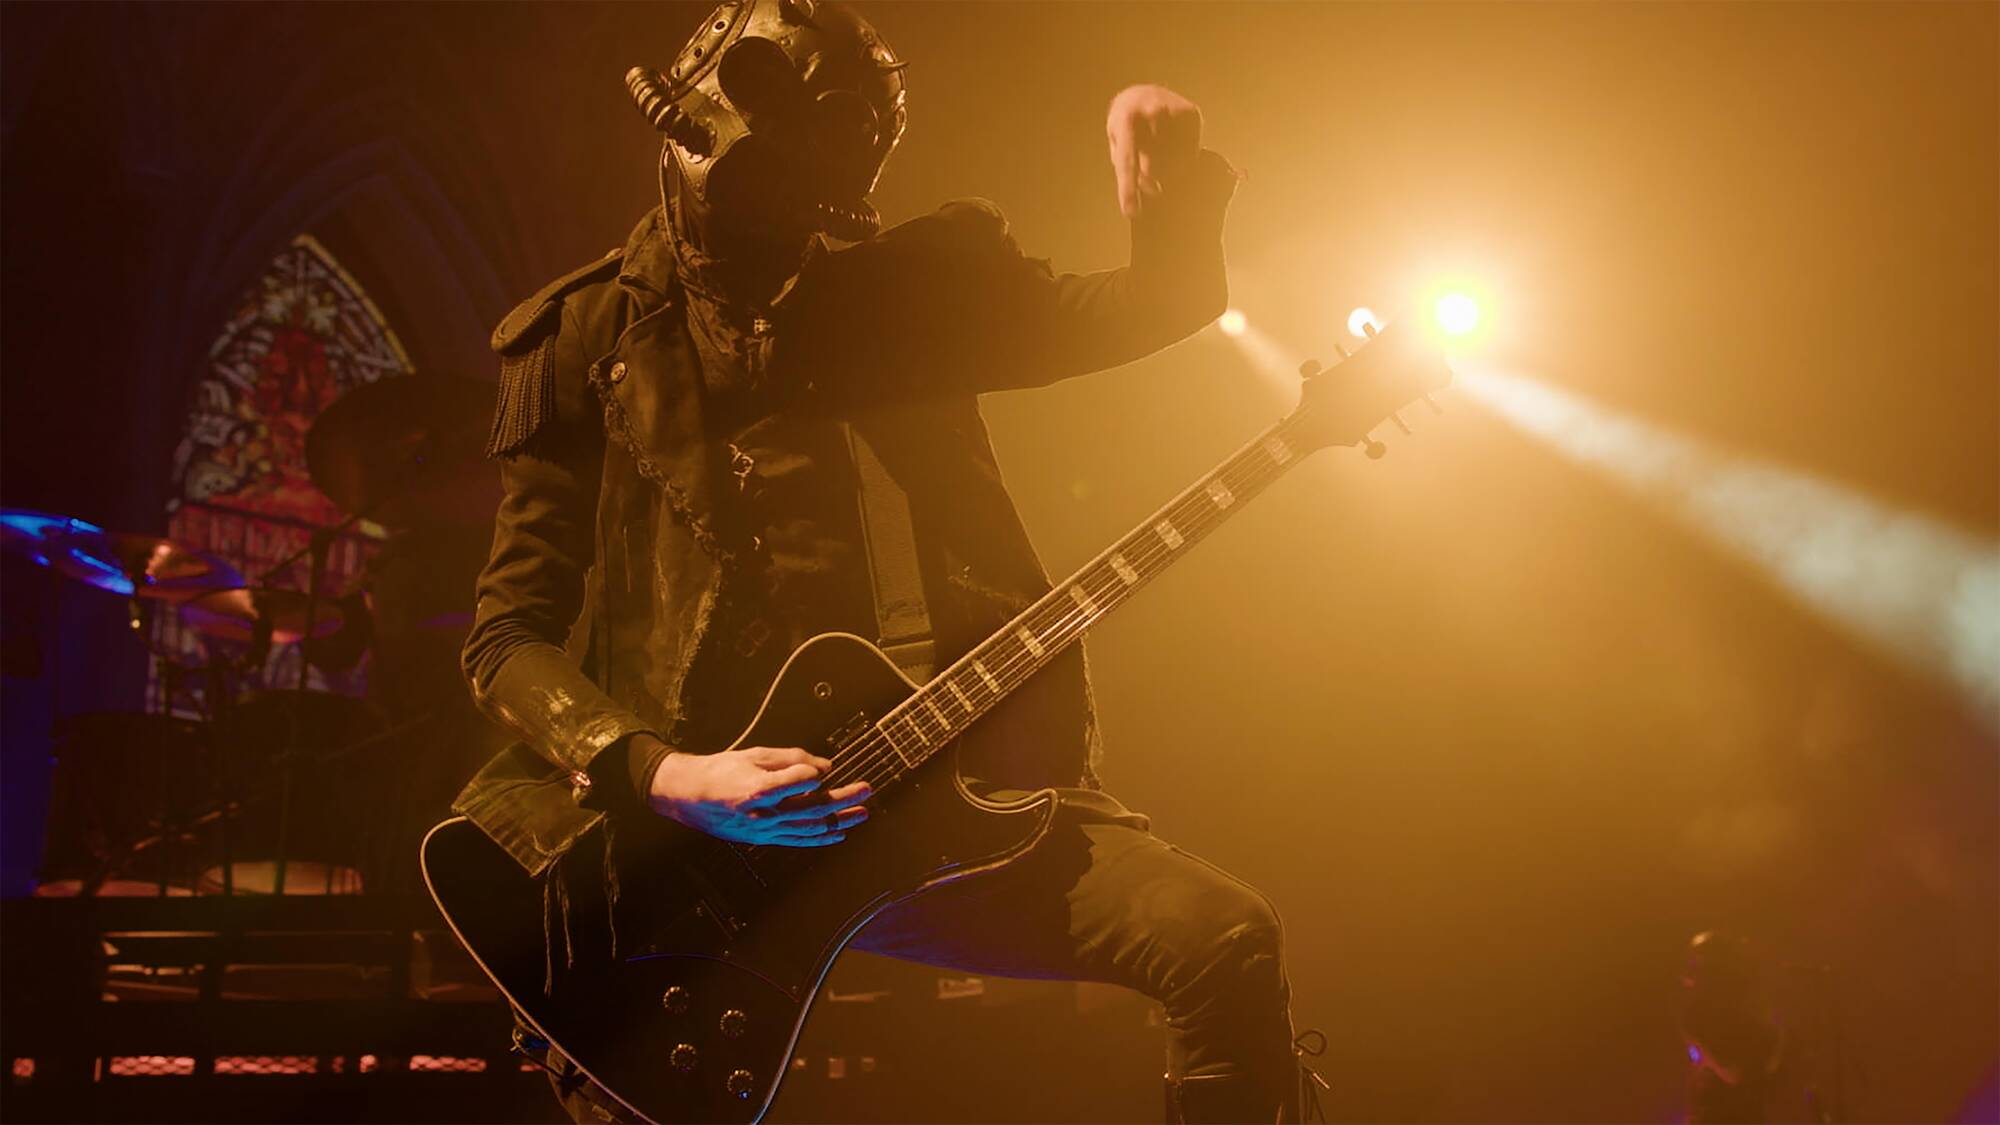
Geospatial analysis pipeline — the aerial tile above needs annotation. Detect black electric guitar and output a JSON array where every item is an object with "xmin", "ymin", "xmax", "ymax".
[{"xmin": 422, "ymin": 318, "xmax": 1452, "ymax": 1124}]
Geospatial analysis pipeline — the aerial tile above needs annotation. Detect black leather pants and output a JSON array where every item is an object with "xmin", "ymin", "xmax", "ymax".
[
  {"xmin": 850, "ymin": 790, "xmax": 1298, "ymax": 1091},
  {"xmin": 544, "ymin": 791, "xmax": 1297, "ymax": 1123}
]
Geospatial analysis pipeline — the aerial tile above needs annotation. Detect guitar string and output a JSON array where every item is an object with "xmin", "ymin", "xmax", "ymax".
[
  {"xmin": 813, "ymin": 419, "xmax": 1313, "ymax": 797},
  {"xmin": 815, "ymin": 443, "xmax": 1287, "ymax": 795},
  {"xmin": 813, "ymin": 505, "xmax": 1190, "ymax": 794},
  {"xmin": 818, "ymin": 421, "xmax": 1307, "ymax": 793}
]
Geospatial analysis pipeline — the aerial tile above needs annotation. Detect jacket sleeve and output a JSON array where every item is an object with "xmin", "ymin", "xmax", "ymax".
[
  {"xmin": 780, "ymin": 147, "xmax": 1238, "ymax": 398},
  {"xmin": 461, "ymin": 303, "xmax": 662, "ymax": 803},
  {"xmin": 954, "ymin": 145, "xmax": 1239, "ymax": 389}
]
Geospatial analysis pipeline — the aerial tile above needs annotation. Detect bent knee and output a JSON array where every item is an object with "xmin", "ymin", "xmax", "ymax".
[
  {"xmin": 1175, "ymin": 883, "xmax": 1287, "ymax": 996},
  {"xmin": 1202, "ymin": 880, "xmax": 1284, "ymax": 954},
  {"xmin": 1207, "ymin": 903, "xmax": 1284, "ymax": 977}
]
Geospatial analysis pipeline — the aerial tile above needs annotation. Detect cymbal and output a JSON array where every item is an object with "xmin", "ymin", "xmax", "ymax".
[
  {"xmin": 181, "ymin": 587, "xmax": 347, "ymax": 643},
  {"xmin": 305, "ymin": 376, "xmax": 498, "ymax": 529},
  {"xmin": 44, "ymin": 528, "xmax": 244, "ymax": 599},
  {"xmin": 1, "ymin": 508, "xmax": 105, "ymax": 568}
]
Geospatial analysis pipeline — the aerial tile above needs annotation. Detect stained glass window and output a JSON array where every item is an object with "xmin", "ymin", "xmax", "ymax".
[{"xmin": 152, "ymin": 235, "xmax": 412, "ymax": 708}]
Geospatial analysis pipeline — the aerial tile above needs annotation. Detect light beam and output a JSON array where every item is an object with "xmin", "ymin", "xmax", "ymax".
[{"xmin": 1457, "ymin": 364, "xmax": 2000, "ymax": 727}]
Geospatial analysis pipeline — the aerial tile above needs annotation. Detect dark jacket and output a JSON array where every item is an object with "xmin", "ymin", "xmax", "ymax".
[{"xmin": 454, "ymin": 150, "xmax": 1237, "ymax": 876}]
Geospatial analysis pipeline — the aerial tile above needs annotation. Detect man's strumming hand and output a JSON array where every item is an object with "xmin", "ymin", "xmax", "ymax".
[
  {"xmin": 638, "ymin": 738, "xmax": 871, "ymax": 847},
  {"xmin": 1106, "ymin": 83, "xmax": 1203, "ymax": 219}
]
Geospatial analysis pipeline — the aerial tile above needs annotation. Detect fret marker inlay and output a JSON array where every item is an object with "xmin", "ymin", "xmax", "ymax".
[
  {"xmin": 1110, "ymin": 554, "xmax": 1139, "ymax": 585},
  {"xmin": 1016, "ymin": 627, "xmax": 1046, "ymax": 658},
  {"xmin": 870, "ymin": 420, "xmax": 1302, "ymax": 780},
  {"xmin": 887, "ymin": 718, "xmax": 922, "ymax": 766}
]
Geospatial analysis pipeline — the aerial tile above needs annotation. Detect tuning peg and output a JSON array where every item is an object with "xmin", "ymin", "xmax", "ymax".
[
  {"xmin": 1333, "ymin": 343, "xmax": 1351, "ymax": 360},
  {"xmin": 1299, "ymin": 359, "xmax": 1321, "ymax": 379},
  {"xmin": 1420, "ymin": 393, "xmax": 1443, "ymax": 415},
  {"xmin": 1389, "ymin": 411, "xmax": 1412, "ymax": 436},
  {"xmin": 1362, "ymin": 322, "xmax": 1379, "ymax": 339},
  {"xmin": 1359, "ymin": 436, "xmax": 1387, "ymax": 460}
]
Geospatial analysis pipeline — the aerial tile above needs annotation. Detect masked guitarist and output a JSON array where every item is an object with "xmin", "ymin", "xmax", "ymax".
[{"xmin": 457, "ymin": 1, "xmax": 1298, "ymax": 1119}]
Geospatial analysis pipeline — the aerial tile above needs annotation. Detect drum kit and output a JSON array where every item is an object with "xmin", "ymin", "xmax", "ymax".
[{"xmin": 8, "ymin": 376, "xmax": 499, "ymax": 899}]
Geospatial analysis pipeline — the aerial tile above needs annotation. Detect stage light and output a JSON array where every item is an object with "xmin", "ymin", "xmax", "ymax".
[
  {"xmin": 1435, "ymin": 292, "xmax": 1480, "ymax": 337},
  {"xmin": 1217, "ymin": 308, "xmax": 1248, "ymax": 337},
  {"xmin": 1346, "ymin": 307, "xmax": 1383, "ymax": 339},
  {"xmin": 1458, "ymin": 364, "xmax": 2000, "ymax": 726},
  {"xmin": 1410, "ymin": 275, "xmax": 1495, "ymax": 349}
]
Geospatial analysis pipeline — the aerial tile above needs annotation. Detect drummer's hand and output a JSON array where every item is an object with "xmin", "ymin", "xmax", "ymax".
[{"xmin": 644, "ymin": 744, "xmax": 870, "ymax": 846}]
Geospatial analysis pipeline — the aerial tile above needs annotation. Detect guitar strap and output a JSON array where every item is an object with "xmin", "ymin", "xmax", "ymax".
[{"xmin": 843, "ymin": 421, "xmax": 936, "ymax": 682}]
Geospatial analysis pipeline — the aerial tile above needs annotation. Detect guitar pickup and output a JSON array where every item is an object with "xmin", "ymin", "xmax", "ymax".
[{"xmin": 826, "ymin": 711, "xmax": 873, "ymax": 753}]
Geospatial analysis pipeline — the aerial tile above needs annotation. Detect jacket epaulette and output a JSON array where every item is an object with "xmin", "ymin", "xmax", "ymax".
[{"xmin": 485, "ymin": 247, "xmax": 624, "ymax": 458}]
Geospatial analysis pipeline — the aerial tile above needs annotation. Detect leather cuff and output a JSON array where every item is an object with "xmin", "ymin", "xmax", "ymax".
[{"xmin": 624, "ymin": 736, "xmax": 675, "ymax": 802}]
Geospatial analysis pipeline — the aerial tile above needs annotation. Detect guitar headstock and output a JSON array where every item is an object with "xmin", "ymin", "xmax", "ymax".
[{"xmin": 1285, "ymin": 317, "xmax": 1455, "ymax": 457}]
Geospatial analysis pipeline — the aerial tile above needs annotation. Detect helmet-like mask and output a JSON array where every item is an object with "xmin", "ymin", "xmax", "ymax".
[{"xmin": 626, "ymin": 0, "xmax": 907, "ymax": 244}]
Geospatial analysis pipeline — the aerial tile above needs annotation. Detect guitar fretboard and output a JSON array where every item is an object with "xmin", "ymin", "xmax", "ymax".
[{"xmin": 836, "ymin": 414, "xmax": 1309, "ymax": 789}]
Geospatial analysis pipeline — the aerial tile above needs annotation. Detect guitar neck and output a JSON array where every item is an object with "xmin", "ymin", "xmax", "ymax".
[{"xmin": 867, "ymin": 413, "xmax": 1312, "ymax": 778}]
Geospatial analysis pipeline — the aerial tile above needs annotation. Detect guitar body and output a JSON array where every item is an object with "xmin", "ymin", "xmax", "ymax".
[{"xmin": 422, "ymin": 632, "xmax": 1058, "ymax": 1125}]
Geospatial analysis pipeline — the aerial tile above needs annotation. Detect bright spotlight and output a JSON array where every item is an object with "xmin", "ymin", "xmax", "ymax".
[
  {"xmin": 1435, "ymin": 292, "xmax": 1481, "ymax": 337},
  {"xmin": 1217, "ymin": 308, "xmax": 1248, "ymax": 337},
  {"xmin": 1345, "ymin": 307, "xmax": 1382, "ymax": 339}
]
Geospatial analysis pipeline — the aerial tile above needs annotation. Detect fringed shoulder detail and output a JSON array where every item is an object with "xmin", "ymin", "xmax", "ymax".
[
  {"xmin": 484, "ymin": 248, "xmax": 624, "ymax": 460},
  {"xmin": 486, "ymin": 335, "xmax": 561, "ymax": 459}
]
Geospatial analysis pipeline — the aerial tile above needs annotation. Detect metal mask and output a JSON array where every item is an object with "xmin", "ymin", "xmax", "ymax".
[{"xmin": 626, "ymin": 0, "xmax": 907, "ymax": 243}]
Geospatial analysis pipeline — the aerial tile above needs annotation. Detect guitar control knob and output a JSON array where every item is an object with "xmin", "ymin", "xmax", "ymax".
[
  {"xmin": 661, "ymin": 986, "xmax": 690, "ymax": 1014},
  {"xmin": 670, "ymin": 1043, "xmax": 698, "ymax": 1072},
  {"xmin": 719, "ymin": 1009, "xmax": 748, "ymax": 1039},
  {"xmin": 726, "ymin": 1069, "xmax": 756, "ymax": 1099}
]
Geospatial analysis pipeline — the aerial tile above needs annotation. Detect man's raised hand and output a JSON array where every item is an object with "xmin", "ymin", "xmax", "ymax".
[
  {"xmin": 1106, "ymin": 83, "xmax": 1203, "ymax": 219},
  {"xmin": 644, "ymin": 743, "xmax": 871, "ymax": 847}
]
